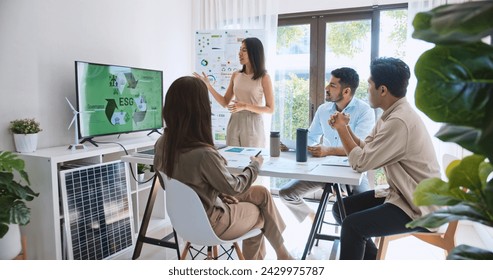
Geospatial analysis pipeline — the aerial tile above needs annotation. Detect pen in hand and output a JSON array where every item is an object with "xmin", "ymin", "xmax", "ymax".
[{"xmin": 249, "ymin": 150, "xmax": 263, "ymax": 167}]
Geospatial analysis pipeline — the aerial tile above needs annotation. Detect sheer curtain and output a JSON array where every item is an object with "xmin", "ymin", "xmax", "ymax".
[
  {"xmin": 192, "ymin": 0, "xmax": 280, "ymax": 143},
  {"xmin": 405, "ymin": 0, "xmax": 475, "ymax": 170}
]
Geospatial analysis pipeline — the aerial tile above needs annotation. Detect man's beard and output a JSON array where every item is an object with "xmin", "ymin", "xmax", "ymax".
[{"xmin": 326, "ymin": 91, "xmax": 343, "ymax": 103}]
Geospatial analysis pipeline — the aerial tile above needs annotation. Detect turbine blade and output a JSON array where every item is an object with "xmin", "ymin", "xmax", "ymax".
[
  {"xmin": 66, "ymin": 97, "xmax": 76, "ymax": 111},
  {"xmin": 68, "ymin": 115, "xmax": 76, "ymax": 129}
]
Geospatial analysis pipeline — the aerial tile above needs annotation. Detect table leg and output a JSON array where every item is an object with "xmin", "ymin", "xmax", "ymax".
[
  {"xmin": 301, "ymin": 183, "xmax": 333, "ymax": 260},
  {"xmin": 132, "ymin": 175, "xmax": 180, "ymax": 260},
  {"xmin": 334, "ymin": 183, "xmax": 347, "ymax": 219},
  {"xmin": 132, "ymin": 175, "xmax": 159, "ymax": 259}
]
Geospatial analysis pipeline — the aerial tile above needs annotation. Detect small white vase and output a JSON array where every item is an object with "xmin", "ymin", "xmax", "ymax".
[
  {"xmin": 0, "ymin": 224, "xmax": 22, "ymax": 260},
  {"xmin": 13, "ymin": 133, "xmax": 38, "ymax": 153},
  {"xmin": 138, "ymin": 173, "xmax": 145, "ymax": 181}
]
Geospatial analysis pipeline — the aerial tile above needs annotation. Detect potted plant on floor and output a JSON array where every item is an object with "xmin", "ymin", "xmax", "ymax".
[
  {"xmin": 407, "ymin": 1, "xmax": 493, "ymax": 259},
  {"xmin": 0, "ymin": 151, "xmax": 39, "ymax": 259},
  {"xmin": 9, "ymin": 118, "xmax": 42, "ymax": 153}
]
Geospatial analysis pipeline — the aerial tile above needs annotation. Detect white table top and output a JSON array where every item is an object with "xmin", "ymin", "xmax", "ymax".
[
  {"xmin": 121, "ymin": 146, "xmax": 362, "ymax": 186},
  {"xmin": 218, "ymin": 147, "xmax": 362, "ymax": 186}
]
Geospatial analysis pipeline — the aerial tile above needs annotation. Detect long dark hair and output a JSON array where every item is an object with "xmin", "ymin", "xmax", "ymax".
[
  {"xmin": 240, "ymin": 37, "xmax": 267, "ymax": 80},
  {"xmin": 162, "ymin": 76, "xmax": 214, "ymax": 176}
]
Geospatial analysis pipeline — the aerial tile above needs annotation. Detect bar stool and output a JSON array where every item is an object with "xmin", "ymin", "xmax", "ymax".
[{"xmin": 302, "ymin": 182, "xmax": 348, "ymax": 259}]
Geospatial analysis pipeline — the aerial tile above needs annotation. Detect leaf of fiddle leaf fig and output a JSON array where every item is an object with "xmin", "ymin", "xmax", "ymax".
[
  {"xmin": 485, "ymin": 178, "xmax": 493, "ymax": 218},
  {"xmin": 478, "ymin": 106, "xmax": 493, "ymax": 163},
  {"xmin": 415, "ymin": 43, "xmax": 493, "ymax": 128},
  {"xmin": 449, "ymin": 154, "xmax": 485, "ymax": 194},
  {"xmin": 407, "ymin": 203, "xmax": 491, "ymax": 229},
  {"xmin": 479, "ymin": 161, "xmax": 493, "ymax": 189},
  {"xmin": 413, "ymin": 178, "xmax": 461, "ymax": 206},
  {"xmin": 445, "ymin": 158, "xmax": 461, "ymax": 179},
  {"xmin": 435, "ymin": 125, "xmax": 483, "ymax": 157},
  {"xmin": 412, "ymin": 1, "xmax": 493, "ymax": 45},
  {"xmin": 447, "ymin": 244, "xmax": 493, "ymax": 260}
]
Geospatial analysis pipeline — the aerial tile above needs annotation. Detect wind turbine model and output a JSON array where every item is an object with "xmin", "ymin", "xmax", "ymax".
[{"xmin": 66, "ymin": 97, "xmax": 86, "ymax": 151}]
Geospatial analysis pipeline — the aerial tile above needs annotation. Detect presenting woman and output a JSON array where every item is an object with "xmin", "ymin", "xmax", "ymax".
[
  {"xmin": 194, "ymin": 37, "xmax": 274, "ymax": 148},
  {"xmin": 153, "ymin": 76, "xmax": 292, "ymax": 260}
]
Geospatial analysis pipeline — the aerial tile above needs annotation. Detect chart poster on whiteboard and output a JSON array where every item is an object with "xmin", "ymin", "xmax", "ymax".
[{"xmin": 195, "ymin": 29, "xmax": 265, "ymax": 143}]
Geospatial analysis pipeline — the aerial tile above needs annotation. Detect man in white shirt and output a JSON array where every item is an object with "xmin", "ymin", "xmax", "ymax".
[{"xmin": 279, "ymin": 67, "xmax": 375, "ymax": 223}]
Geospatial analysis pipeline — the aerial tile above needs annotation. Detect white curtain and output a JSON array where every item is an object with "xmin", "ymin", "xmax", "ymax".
[
  {"xmin": 192, "ymin": 0, "xmax": 280, "ymax": 144},
  {"xmin": 192, "ymin": 0, "xmax": 279, "ymax": 79},
  {"xmin": 405, "ymin": 0, "xmax": 475, "ymax": 171}
]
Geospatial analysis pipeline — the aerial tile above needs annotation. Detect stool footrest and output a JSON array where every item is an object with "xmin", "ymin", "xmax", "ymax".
[{"xmin": 141, "ymin": 232, "xmax": 179, "ymax": 249}]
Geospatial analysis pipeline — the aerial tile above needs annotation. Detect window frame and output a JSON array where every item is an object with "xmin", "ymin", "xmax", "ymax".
[{"xmin": 277, "ymin": 3, "xmax": 408, "ymax": 121}]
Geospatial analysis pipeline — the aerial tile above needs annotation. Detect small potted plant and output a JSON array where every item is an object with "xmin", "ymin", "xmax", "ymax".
[
  {"xmin": 0, "ymin": 151, "xmax": 39, "ymax": 259},
  {"xmin": 8, "ymin": 118, "xmax": 42, "ymax": 153},
  {"xmin": 137, "ymin": 163, "xmax": 150, "ymax": 181}
]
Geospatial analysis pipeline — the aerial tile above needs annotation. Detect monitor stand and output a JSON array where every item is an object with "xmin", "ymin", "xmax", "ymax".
[
  {"xmin": 147, "ymin": 129, "xmax": 162, "ymax": 136},
  {"xmin": 80, "ymin": 137, "xmax": 99, "ymax": 147}
]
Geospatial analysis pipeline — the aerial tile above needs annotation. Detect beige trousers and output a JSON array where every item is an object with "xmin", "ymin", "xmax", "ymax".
[
  {"xmin": 214, "ymin": 186, "xmax": 286, "ymax": 260},
  {"xmin": 226, "ymin": 111, "xmax": 265, "ymax": 148}
]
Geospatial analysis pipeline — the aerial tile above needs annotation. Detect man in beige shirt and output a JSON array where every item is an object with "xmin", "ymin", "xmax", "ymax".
[{"xmin": 329, "ymin": 57, "xmax": 440, "ymax": 260}]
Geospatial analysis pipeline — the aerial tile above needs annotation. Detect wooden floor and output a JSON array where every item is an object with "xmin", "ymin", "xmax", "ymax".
[{"xmin": 113, "ymin": 196, "xmax": 486, "ymax": 260}]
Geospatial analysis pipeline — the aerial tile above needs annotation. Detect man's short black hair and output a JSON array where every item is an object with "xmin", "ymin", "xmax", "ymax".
[
  {"xmin": 331, "ymin": 67, "xmax": 359, "ymax": 96},
  {"xmin": 370, "ymin": 57, "xmax": 410, "ymax": 98}
]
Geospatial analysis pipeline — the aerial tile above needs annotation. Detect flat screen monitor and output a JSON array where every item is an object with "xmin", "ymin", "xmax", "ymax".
[{"xmin": 75, "ymin": 61, "xmax": 163, "ymax": 141}]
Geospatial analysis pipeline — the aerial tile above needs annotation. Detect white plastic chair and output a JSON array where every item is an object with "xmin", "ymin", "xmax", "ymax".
[{"xmin": 159, "ymin": 171, "xmax": 262, "ymax": 260}]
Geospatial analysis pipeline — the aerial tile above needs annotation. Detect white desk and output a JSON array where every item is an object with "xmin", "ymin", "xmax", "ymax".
[
  {"xmin": 218, "ymin": 148, "xmax": 361, "ymax": 186},
  {"xmin": 122, "ymin": 146, "xmax": 362, "ymax": 260}
]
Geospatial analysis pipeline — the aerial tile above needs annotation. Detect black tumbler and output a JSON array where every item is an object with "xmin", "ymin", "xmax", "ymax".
[{"xmin": 296, "ymin": 128, "xmax": 308, "ymax": 162}]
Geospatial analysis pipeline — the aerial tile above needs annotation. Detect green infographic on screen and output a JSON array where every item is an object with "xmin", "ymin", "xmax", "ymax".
[{"xmin": 76, "ymin": 61, "xmax": 163, "ymax": 139}]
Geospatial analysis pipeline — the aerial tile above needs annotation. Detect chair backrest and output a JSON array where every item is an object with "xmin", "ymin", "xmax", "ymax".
[{"xmin": 159, "ymin": 171, "xmax": 227, "ymax": 246}]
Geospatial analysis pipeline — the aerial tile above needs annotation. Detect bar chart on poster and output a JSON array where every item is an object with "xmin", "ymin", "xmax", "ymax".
[{"xmin": 195, "ymin": 29, "xmax": 265, "ymax": 143}]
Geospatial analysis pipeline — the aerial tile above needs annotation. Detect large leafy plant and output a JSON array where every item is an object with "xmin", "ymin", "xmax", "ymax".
[
  {"xmin": 407, "ymin": 1, "xmax": 493, "ymax": 259},
  {"xmin": 0, "ymin": 151, "xmax": 39, "ymax": 238}
]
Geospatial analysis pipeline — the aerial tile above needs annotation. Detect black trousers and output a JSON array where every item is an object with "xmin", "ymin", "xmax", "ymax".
[{"xmin": 332, "ymin": 190, "xmax": 428, "ymax": 260}]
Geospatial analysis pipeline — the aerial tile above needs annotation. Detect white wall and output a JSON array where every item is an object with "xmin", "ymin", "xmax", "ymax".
[{"xmin": 0, "ymin": 0, "xmax": 192, "ymax": 151}]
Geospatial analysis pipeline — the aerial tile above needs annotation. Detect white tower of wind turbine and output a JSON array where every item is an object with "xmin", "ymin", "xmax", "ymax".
[{"xmin": 66, "ymin": 97, "xmax": 87, "ymax": 151}]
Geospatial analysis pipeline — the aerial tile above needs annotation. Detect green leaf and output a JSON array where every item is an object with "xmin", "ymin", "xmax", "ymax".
[
  {"xmin": 0, "ymin": 224, "xmax": 8, "ymax": 239},
  {"xmin": 0, "ymin": 151, "xmax": 38, "ymax": 228},
  {"xmin": 447, "ymin": 244, "xmax": 493, "ymax": 260},
  {"xmin": 449, "ymin": 154, "xmax": 485, "ymax": 193},
  {"xmin": 412, "ymin": 1, "xmax": 493, "ymax": 45},
  {"xmin": 478, "ymin": 104, "xmax": 493, "ymax": 163},
  {"xmin": 479, "ymin": 161, "xmax": 493, "ymax": 188},
  {"xmin": 408, "ymin": 204, "xmax": 493, "ymax": 229},
  {"xmin": 435, "ymin": 125, "xmax": 484, "ymax": 156},
  {"xmin": 445, "ymin": 158, "xmax": 461, "ymax": 179},
  {"xmin": 415, "ymin": 43, "xmax": 493, "ymax": 128},
  {"xmin": 413, "ymin": 178, "xmax": 462, "ymax": 206},
  {"xmin": 0, "ymin": 151, "xmax": 25, "ymax": 172},
  {"xmin": 10, "ymin": 201, "xmax": 31, "ymax": 225},
  {"xmin": 484, "ymin": 178, "xmax": 493, "ymax": 221}
]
